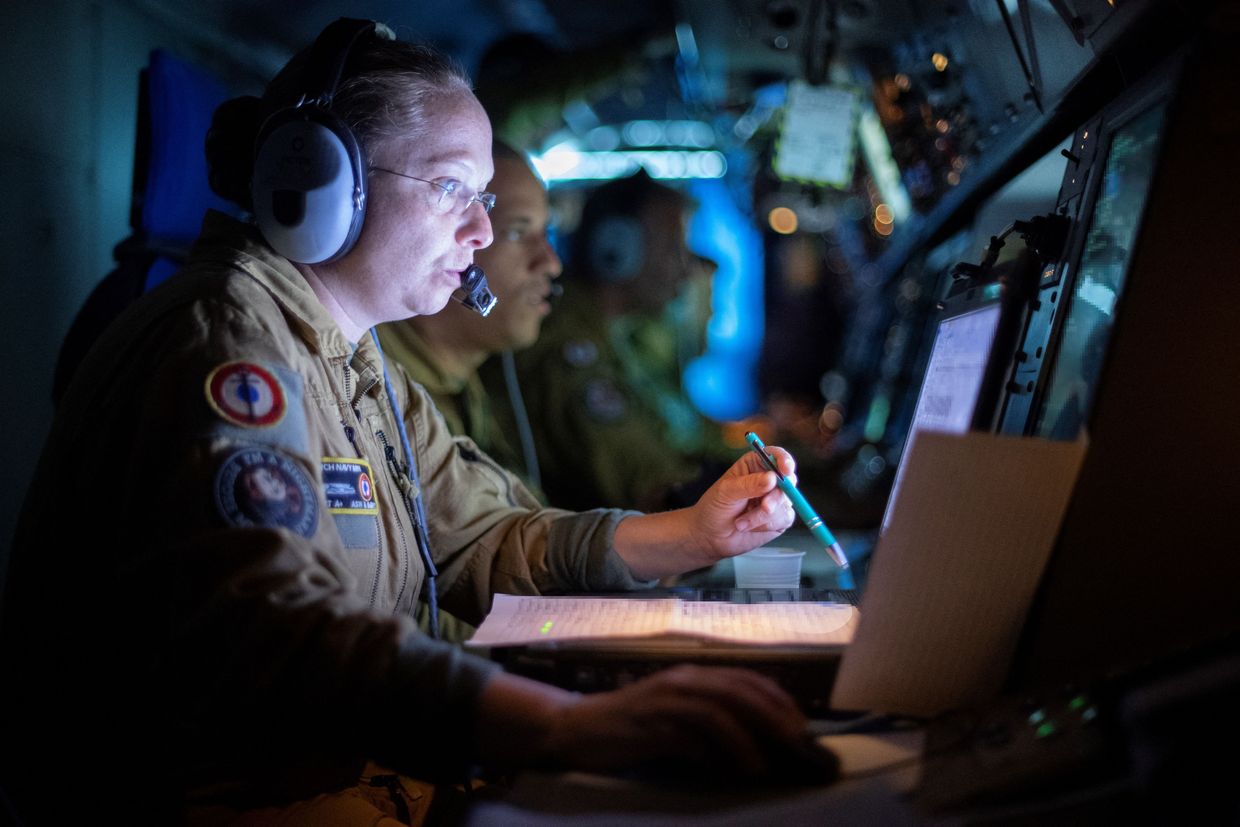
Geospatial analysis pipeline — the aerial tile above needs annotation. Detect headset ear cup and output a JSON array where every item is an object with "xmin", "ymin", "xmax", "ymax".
[
  {"xmin": 251, "ymin": 106, "xmax": 366, "ymax": 264},
  {"xmin": 587, "ymin": 215, "xmax": 645, "ymax": 282}
]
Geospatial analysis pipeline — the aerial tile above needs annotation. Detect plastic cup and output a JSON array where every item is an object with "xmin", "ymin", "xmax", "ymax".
[{"xmin": 733, "ymin": 547, "xmax": 805, "ymax": 589}]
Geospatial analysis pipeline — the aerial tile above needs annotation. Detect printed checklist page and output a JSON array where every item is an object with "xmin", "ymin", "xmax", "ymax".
[{"xmin": 467, "ymin": 594, "xmax": 857, "ymax": 647}]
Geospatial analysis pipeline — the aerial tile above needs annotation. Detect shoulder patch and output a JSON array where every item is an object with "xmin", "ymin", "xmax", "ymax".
[
  {"xmin": 205, "ymin": 361, "xmax": 287, "ymax": 428},
  {"xmin": 584, "ymin": 379, "xmax": 628, "ymax": 423},
  {"xmin": 562, "ymin": 339, "xmax": 599, "ymax": 368},
  {"xmin": 214, "ymin": 448, "xmax": 318, "ymax": 537},
  {"xmin": 321, "ymin": 457, "xmax": 380, "ymax": 515}
]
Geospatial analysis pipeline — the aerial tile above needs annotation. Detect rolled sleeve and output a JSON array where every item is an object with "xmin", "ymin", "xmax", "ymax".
[{"xmin": 545, "ymin": 507, "xmax": 654, "ymax": 592}]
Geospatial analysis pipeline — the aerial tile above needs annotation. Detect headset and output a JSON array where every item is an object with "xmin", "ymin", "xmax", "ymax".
[
  {"xmin": 251, "ymin": 18, "xmax": 384, "ymax": 265},
  {"xmin": 586, "ymin": 213, "xmax": 646, "ymax": 282},
  {"xmin": 250, "ymin": 19, "xmax": 499, "ymax": 314},
  {"xmin": 581, "ymin": 171, "xmax": 691, "ymax": 284}
]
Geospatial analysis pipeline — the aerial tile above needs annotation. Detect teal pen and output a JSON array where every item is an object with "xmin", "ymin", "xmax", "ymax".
[{"xmin": 745, "ymin": 431, "xmax": 850, "ymax": 572}]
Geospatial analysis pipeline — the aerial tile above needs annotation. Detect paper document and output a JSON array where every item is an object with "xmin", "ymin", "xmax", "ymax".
[{"xmin": 467, "ymin": 595, "xmax": 858, "ymax": 648}]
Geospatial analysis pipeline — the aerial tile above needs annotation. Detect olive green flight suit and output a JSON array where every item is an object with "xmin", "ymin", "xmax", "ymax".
[{"xmin": 514, "ymin": 283, "xmax": 702, "ymax": 512}]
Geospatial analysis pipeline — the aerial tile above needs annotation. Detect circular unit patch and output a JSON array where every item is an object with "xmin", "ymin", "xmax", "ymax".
[
  {"xmin": 205, "ymin": 361, "xmax": 287, "ymax": 428},
  {"xmin": 214, "ymin": 448, "xmax": 319, "ymax": 538},
  {"xmin": 584, "ymin": 379, "xmax": 628, "ymax": 424},
  {"xmin": 562, "ymin": 339, "xmax": 599, "ymax": 368}
]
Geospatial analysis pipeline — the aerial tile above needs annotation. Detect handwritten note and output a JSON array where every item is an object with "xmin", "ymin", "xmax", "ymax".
[{"xmin": 467, "ymin": 595, "xmax": 858, "ymax": 648}]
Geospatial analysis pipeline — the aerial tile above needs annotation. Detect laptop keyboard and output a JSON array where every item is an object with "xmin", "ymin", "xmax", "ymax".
[
  {"xmin": 498, "ymin": 585, "xmax": 859, "ymax": 714},
  {"xmin": 668, "ymin": 587, "xmax": 860, "ymax": 606}
]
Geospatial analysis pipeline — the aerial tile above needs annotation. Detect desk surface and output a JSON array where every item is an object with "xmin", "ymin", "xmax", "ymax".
[
  {"xmin": 465, "ymin": 730, "xmax": 925, "ymax": 826},
  {"xmin": 466, "ymin": 719, "xmax": 1146, "ymax": 824}
]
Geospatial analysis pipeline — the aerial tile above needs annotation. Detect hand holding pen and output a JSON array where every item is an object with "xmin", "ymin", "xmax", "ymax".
[{"xmin": 745, "ymin": 431, "xmax": 850, "ymax": 572}]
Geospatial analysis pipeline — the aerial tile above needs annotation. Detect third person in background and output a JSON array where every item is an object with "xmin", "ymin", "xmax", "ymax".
[{"xmin": 515, "ymin": 170, "xmax": 730, "ymax": 513}]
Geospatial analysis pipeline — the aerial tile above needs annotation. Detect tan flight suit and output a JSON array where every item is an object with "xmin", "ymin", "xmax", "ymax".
[
  {"xmin": 376, "ymin": 322, "xmax": 538, "ymax": 499},
  {"xmin": 514, "ymin": 283, "xmax": 702, "ymax": 512},
  {"xmin": 0, "ymin": 212, "xmax": 644, "ymax": 824},
  {"xmin": 376, "ymin": 322, "xmax": 546, "ymax": 643}
]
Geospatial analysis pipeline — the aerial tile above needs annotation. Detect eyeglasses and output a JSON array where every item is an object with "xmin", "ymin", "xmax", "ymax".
[{"xmin": 370, "ymin": 167, "xmax": 496, "ymax": 215}]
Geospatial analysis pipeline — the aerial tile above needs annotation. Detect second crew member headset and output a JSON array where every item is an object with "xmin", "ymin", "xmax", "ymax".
[
  {"xmin": 248, "ymin": 18, "xmax": 499, "ymax": 317},
  {"xmin": 586, "ymin": 214, "xmax": 646, "ymax": 282},
  {"xmin": 581, "ymin": 171, "xmax": 687, "ymax": 284}
]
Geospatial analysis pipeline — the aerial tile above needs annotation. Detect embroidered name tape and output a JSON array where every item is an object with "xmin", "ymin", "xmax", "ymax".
[
  {"xmin": 214, "ymin": 448, "xmax": 318, "ymax": 537},
  {"xmin": 205, "ymin": 361, "xmax": 287, "ymax": 428},
  {"xmin": 321, "ymin": 457, "xmax": 380, "ymax": 516}
]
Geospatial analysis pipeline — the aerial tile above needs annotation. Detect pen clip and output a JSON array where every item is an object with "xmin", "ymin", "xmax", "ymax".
[{"xmin": 744, "ymin": 431, "xmax": 784, "ymax": 479}]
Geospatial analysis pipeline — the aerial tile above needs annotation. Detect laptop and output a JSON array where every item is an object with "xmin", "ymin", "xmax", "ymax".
[
  {"xmin": 881, "ymin": 283, "xmax": 1004, "ymax": 535},
  {"xmin": 490, "ymin": 280, "xmax": 1010, "ymax": 714}
]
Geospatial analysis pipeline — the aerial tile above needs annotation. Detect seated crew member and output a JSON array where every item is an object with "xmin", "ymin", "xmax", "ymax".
[
  {"xmin": 515, "ymin": 170, "xmax": 728, "ymax": 512},
  {"xmin": 0, "ymin": 20, "xmax": 828, "ymax": 825},
  {"xmin": 609, "ymin": 250, "xmax": 734, "ymax": 462},
  {"xmin": 378, "ymin": 140, "xmax": 557, "ymax": 498}
]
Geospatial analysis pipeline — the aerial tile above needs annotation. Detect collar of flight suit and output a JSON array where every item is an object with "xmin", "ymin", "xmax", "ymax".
[
  {"xmin": 376, "ymin": 322, "xmax": 469, "ymax": 398},
  {"xmin": 193, "ymin": 211, "xmax": 390, "ymax": 404}
]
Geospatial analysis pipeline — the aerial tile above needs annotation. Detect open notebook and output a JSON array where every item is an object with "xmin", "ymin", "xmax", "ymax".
[
  {"xmin": 469, "ymin": 594, "xmax": 859, "ymax": 648},
  {"xmin": 474, "ymin": 431, "xmax": 1084, "ymax": 716}
]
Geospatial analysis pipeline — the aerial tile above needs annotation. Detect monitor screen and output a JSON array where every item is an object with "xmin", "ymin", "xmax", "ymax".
[
  {"xmin": 1033, "ymin": 100, "xmax": 1168, "ymax": 440},
  {"xmin": 881, "ymin": 302, "xmax": 1002, "ymax": 533}
]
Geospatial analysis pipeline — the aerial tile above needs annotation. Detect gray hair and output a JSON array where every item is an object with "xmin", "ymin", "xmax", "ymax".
[
  {"xmin": 265, "ymin": 33, "xmax": 474, "ymax": 162},
  {"xmin": 208, "ymin": 29, "xmax": 475, "ymax": 210}
]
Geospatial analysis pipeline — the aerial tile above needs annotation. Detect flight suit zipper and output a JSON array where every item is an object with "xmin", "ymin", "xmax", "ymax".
[
  {"xmin": 342, "ymin": 361, "xmax": 354, "ymax": 414},
  {"xmin": 343, "ymin": 423, "xmax": 361, "ymax": 454},
  {"xmin": 339, "ymin": 358, "xmax": 388, "ymax": 609},
  {"xmin": 375, "ymin": 428, "xmax": 415, "ymax": 612},
  {"xmin": 376, "ymin": 427, "xmax": 440, "ymax": 638}
]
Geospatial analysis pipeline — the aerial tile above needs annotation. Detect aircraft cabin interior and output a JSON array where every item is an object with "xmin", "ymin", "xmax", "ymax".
[{"xmin": 1, "ymin": 0, "xmax": 1237, "ymax": 822}]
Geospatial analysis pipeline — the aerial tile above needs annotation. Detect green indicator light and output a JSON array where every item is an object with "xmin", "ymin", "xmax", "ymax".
[
  {"xmin": 1068, "ymin": 695, "xmax": 1088, "ymax": 711},
  {"xmin": 1035, "ymin": 722, "xmax": 1057, "ymax": 738},
  {"xmin": 540, "ymin": 620, "xmax": 554, "ymax": 634}
]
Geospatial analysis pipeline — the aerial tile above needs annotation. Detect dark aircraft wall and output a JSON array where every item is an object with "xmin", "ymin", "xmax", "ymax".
[{"xmin": 0, "ymin": 1, "xmax": 269, "ymax": 595}]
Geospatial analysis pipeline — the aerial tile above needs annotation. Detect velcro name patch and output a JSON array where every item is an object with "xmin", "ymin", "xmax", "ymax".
[{"xmin": 321, "ymin": 457, "xmax": 380, "ymax": 516}]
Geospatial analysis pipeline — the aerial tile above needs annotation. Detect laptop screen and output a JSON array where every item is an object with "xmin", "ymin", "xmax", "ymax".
[{"xmin": 881, "ymin": 301, "xmax": 1001, "ymax": 534}]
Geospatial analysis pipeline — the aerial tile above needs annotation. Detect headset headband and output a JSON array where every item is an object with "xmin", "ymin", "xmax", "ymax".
[{"xmin": 300, "ymin": 18, "xmax": 377, "ymax": 108}]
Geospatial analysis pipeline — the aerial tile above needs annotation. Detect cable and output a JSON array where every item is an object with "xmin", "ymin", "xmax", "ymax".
[
  {"xmin": 995, "ymin": 0, "xmax": 1044, "ymax": 112},
  {"xmin": 801, "ymin": 0, "xmax": 839, "ymax": 86},
  {"xmin": 371, "ymin": 328, "xmax": 440, "ymax": 639},
  {"xmin": 500, "ymin": 349, "xmax": 541, "ymax": 491}
]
